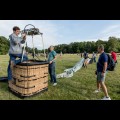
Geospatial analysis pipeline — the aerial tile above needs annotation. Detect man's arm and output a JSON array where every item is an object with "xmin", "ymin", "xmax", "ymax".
[
  {"xmin": 101, "ymin": 62, "xmax": 107, "ymax": 77},
  {"xmin": 10, "ymin": 34, "xmax": 25, "ymax": 45},
  {"xmin": 49, "ymin": 55, "xmax": 57, "ymax": 63},
  {"xmin": 101, "ymin": 54, "xmax": 108, "ymax": 76},
  {"xmin": 51, "ymin": 56, "xmax": 57, "ymax": 62},
  {"xmin": 103, "ymin": 62, "xmax": 107, "ymax": 73},
  {"xmin": 21, "ymin": 34, "xmax": 26, "ymax": 44},
  {"xmin": 21, "ymin": 39, "xmax": 25, "ymax": 44},
  {"xmin": 49, "ymin": 51, "xmax": 57, "ymax": 64},
  {"xmin": 10, "ymin": 35, "xmax": 19, "ymax": 45}
]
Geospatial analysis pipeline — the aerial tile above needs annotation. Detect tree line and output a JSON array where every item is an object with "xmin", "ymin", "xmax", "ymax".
[
  {"xmin": 0, "ymin": 36, "xmax": 120, "ymax": 55},
  {"xmin": 53, "ymin": 37, "xmax": 120, "ymax": 54}
]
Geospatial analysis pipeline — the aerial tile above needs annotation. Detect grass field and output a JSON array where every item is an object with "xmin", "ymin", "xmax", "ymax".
[{"xmin": 0, "ymin": 54, "xmax": 120, "ymax": 100}]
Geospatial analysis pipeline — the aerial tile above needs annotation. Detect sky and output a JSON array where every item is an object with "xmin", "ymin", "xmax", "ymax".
[{"xmin": 1, "ymin": 20, "xmax": 120, "ymax": 50}]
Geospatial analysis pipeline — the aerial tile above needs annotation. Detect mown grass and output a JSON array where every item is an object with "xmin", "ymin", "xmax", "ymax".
[{"xmin": 0, "ymin": 54, "xmax": 120, "ymax": 100}]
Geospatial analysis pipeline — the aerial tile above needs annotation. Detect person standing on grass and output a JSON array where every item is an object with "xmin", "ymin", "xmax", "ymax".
[
  {"xmin": 94, "ymin": 45, "xmax": 111, "ymax": 100},
  {"xmin": 48, "ymin": 46, "xmax": 57, "ymax": 86},
  {"xmin": 81, "ymin": 53, "xmax": 83, "ymax": 58},
  {"xmin": 60, "ymin": 51, "xmax": 62, "ymax": 59},
  {"xmin": 111, "ymin": 51, "xmax": 117, "ymax": 63},
  {"xmin": 111, "ymin": 51, "xmax": 117, "ymax": 70},
  {"xmin": 92, "ymin": 52, "xmax": 96, "ymax": 63},
  {"xmin": 83, "ymin": 51, "xmax": 88, "ymax": 67},
  {"xmin": 7, "ymin": 26, "xmax": 28, "ymax": 83},
  {"xmin": 32, "ymin": 52, "xmax": 35, "ymax": 59},
  {"xmin": 83, "ymin": 51, "xmax": 88, "ymax": 59}
]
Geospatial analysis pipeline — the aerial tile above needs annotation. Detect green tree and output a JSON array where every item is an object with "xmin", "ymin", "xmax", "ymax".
[
  {"xmin": 0, "ymin": 36, "xmax": 10, "ymax": 55},
  {"xmin": 107, "ymin": 37, "xmax": 119, "ymax": 52},
  {"xmin": 77, "ymin": 49, "xmax": 80, "ymax": 53}
]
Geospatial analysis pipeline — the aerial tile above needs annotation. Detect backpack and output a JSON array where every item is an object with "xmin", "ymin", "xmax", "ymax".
[
  {"xmin": 99, "ymin": 53, "xmax": 116, "ymax": 71},
  {"xmin": 106, "ymin": 54, "xmax": 116, "ymax": 71}
]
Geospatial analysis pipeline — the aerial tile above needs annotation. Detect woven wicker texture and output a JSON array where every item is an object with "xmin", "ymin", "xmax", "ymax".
[{"xmin": 9, "ymin": 63, "xmax": 49, "ymax": 96}]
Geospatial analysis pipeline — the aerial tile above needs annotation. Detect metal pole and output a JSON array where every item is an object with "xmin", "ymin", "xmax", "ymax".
[
  {"xmin": 41, "ymin": 34, "xmax": 46, "ymax": 61},
  {"xmin": 32, "ymin": 35, "xmax": 36, "ymax": 60},
  {"xmin": 21, "ymin": 41, "xmax": 26, "ymax": 62}
]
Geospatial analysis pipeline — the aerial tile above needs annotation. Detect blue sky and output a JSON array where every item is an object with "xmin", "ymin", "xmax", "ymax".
[
  {"xmin": 0, "ymin": 20, "xmax": 120, "ymax": 49},
  {"xmin": 50, "ymin": 20, "xmax": 120, "ymax": 43}
]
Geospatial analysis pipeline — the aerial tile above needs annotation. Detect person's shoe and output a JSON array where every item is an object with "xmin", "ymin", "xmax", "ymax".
[
  {"xmin": 94, "ymin": 89, "xmax": 101, "ymax": 93},
  {"xmin": 53, "ymin": 83, "xmax": 57, "ymax": 86},
  {"xmin": 101, "ymin": 96, "xmax": 111, "ymax": 100}
]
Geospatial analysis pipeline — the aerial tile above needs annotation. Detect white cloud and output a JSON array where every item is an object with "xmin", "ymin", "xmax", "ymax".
[
  {"xmin": 0, "ymin": 20, "xmax": 59, "ymax": 49},
  {"xmin": 68, "ymin": 39, "xmax": 98, "ymax": 43},
  {"xmin": 101, "ymin": 25, "xmax": 120, "ymax": 34},
  {"xmin": 98, "ymin": 24, "xmax": 120, "ymax": 40},
  {"xmin": 83, "ymin": 24, "xmax": 120, "ymax": 42}
]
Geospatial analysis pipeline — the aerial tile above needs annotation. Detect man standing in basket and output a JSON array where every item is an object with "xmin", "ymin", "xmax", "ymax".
[
  {"xmin": 7, "ymin": 26, "xmax": 28, "ymax": 83},
  {"xmin": 48, "ymin": 46, "xmax": 57, "ymax": 86}
]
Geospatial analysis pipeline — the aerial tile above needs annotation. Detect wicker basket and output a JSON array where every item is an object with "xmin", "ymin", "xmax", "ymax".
[
  {"xmin": 9, "ymin": 80, "xmax": 48, "ymax": 96},
  {"xmin": 15, "ymin": 76, "xmax": 48, "ymax": 88},
  {"xmin": 9, "ymin": 60, "xmax": 49, "ymax": 97}
]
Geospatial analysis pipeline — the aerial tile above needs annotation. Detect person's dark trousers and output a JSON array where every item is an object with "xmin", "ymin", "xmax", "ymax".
[
  {"xmin": 7, "ymin": 54, "xmax": 28, "ymax": 81},
  {"xmin": 49, "ymin": 62, "xmax": 57, "ymax": 83},
  {"xmin": 113, "ymin": 62, "xmax": 117, "ymax": 70},
  {"xmin": 94, "ymin": 57, "xmax": 96, "ymax": 62}
]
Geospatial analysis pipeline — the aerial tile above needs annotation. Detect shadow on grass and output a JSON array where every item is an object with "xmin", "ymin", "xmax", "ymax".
[
  {"xmin": 117, "ymin": 91, "xmax": 120, "ymax": 94},
  {"xmin": 0, "ymin": 77, "xmax": 8, "ymax": 82},
  {"xmin": 62, "ymin": 65, "xmax": 75, "ymax": 69}
]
